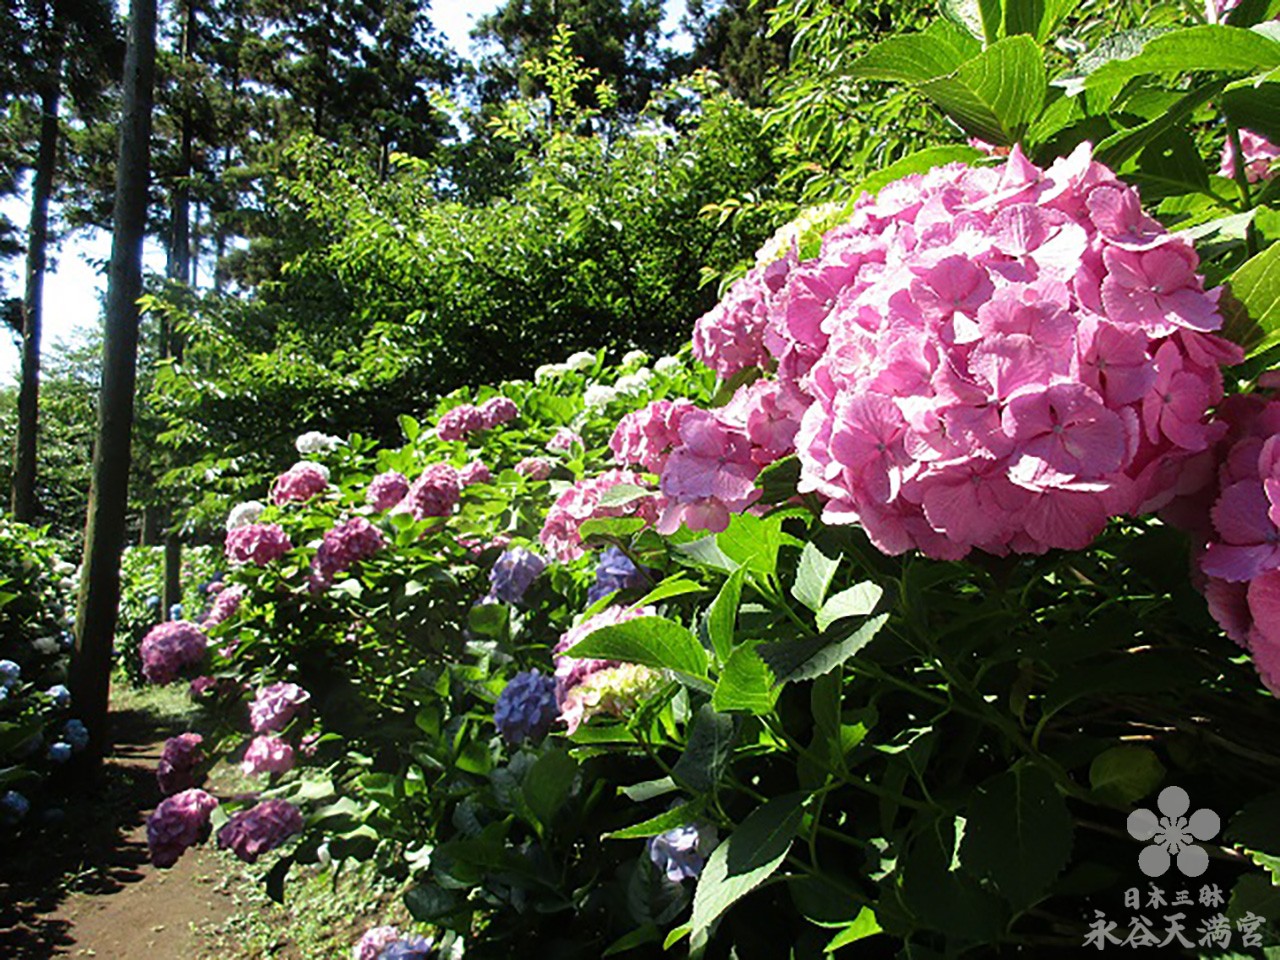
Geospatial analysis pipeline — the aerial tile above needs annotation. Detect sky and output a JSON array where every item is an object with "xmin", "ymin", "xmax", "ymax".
[{"xmin": 0, "ymin": 0, "xmax": 691, "ymax": 386}]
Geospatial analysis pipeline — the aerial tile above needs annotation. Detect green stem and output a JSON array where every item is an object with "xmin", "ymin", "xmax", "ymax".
[{"xmin": 1226, "ymin": 121, "xmax": 1260, "ymax": 258}]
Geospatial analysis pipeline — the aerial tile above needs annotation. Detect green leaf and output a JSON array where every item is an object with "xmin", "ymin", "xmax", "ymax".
[
  {"xmin": 816, "ymin": 582, "xmax": 884, "ymax": 633},
  {"xmin": 672, "ymin": 705, "xmax": 736, "ymax": 794},
  {"xmin": 897, "ymin": 815, "xmax": 1007, "ymax": 940},
  {"xmin": 606, "ymin": 801, "xmax": 706, "ymax": 840},
  {"xmin": 717, "ymin": 513, "xmax": 783, "ymax": 576},
  {"xmin": 620, "ymin": 776, "xmax": 678, "ymax": 802},
  {"xmin": 690, "ymin": 793, "xmax": 805, "ymax": 937},
  {"xmin": 523, "ymin": 748, "xmax": 577, "ymax": 830},
  {"xmin": 705, "ymin": 567, "xmax": 746, "ymax": 664},
  {"xmin": 632, "ymin": 577, "xmax": 704, "ymax": 608},
  {"xmin": 848, "ymin": 24, "xmax": 971, "ymax": 84},
  {"xmin": 1223, "ymin": 80, "xmax": 1280, "ymax": 143},
  {"xmin": 824, "ymin": 906, "xmax": 883, "ymax": 953},
  {"xmin": 598, "ymin": 482, "xmax": 654, "ymax": 508},
  {"xmin": 916, "ymin": 36, "xmax": 1048, "ymax": 145},
  {"xmin": 398, "ymin": 414, "xmax": 420, "ymax": 441},
  {"xmin": 602, "ymin": 925, "xmax": 661, "ymax": 956},
  {"xmin": 959, "ymin": 765, "xmax": 1074, "ymax": 911},
  {"xmin": 405, "ymin": 884, "xmax": 462, "ymax": 921},
  {"xmin": 1086, "ymin": 25, "xmax": 1280, "ymax": 88},
  {"xmin": 712, "ymin": 642, "xmax": 779, "ymax": 715},
  {"xmin": 578, "ymin": 516, "xmax": 647, "ymax": 541},
  {"xmin": 755, "ymin": 455, "xmax": 801, "ymax": 504},
  {"xmin": 566, "ymin": 616, "xmax": 708, "ymax": 677},
  {"xmin": 1226, "ymin": 789, "xmax": 1280, "ymax": 854},
  {"xmin": 792, "ymin": 542, "xmax": 841, "ymax": 613},
  {"xmin": 1095, "ymin": 80, "xmax": 1227, "ymax": 169},
  {"xmin": 759, "ymin": 614, "xmax": 890, "ymax": 685},
  {"xmin": 1089, "ymin": 745, "xmax": 1166, "ymax": 805},
  {"xmin": 675, "ymin": 535, "xmax": 738, "ymax": 573},
  {"xmin": 1221, "ymin": 241, "xmax": 1280, "ymax": 358}
]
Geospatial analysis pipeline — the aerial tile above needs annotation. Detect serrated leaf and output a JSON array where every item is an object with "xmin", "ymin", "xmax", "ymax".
[
  {"xmin": 712, "ymin": 642, "xmax": 779, "ymax": 715},
  {"xmin": 523, "ymin": 748, "xmax": 577, "ymax": 830},
  {"xmin": 632, "ymin": 577, "xmax": 704, "ymax": 608},
  {"xmin": 816, "ymin": 582, "xmax": 884, "ymax": 632},
  {"xmin": 792, "ymin": 542, "xmax": 841, "ymax": 613},
  {"xmin": 706, "ymin": 567, "xmax": 746, "ymax": 664},
  {"xmin": 717, "ymin": 513, "xmax": 783, "ymax": 577},
  {"xmin": 1086, "ymin": 25, "xmax": 1280, "ymax": 88},
  {"xmin": 690, "ymin": 794, "xmax": 805, "ymax": 937},
  {"xmin": 672, "ymin": 706, "xmax": 735, "ymax": 794},
  {"xmin": 579, "ymin": 516, "xmax": 647, "ymax": 541},
  {"xmin": 824, "ymin": 906, "xmax": 883, "ymax": 952},
  {"xmin": 606, "ymin": 800, "xmax": 706, "ymax": 840},
  {"xmin": 598, "ymin": 483, "xmax": 655, "ymax": 508},
  {"xmin": 759, "ymin": 614, "xmax": 889, "ymax": 685},
  {"xmin": 1089, "ymin": 745, "xmax": 1165, "ymax": 805},
  {"xmin": 405, "ymin": 884, "xmax": 461, "ymax": 921},
  {"xmin": 566, "ymin": 616, "xmax": 708, "ymax": 677},
  {"xmin": 916, "ymin": 36, "xmax": 1048, "ymax": 145},
  {"xmin": 1222, "ymin": 241, "xmax": 1280, "ymax": 358}
]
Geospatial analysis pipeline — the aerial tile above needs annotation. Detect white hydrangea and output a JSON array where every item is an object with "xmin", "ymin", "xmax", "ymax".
[
  {"xmin": 654, "ymin": 355, "xmax": 681, "ymax": 374},
  {"xmin": 295, "ymin": 431, "xmax": 343, "ymax": 455},
  {"xmin": 291, "ymin": 460, "xmax": 331, "ymax": 482},
  {"xmin": 226, "ymin": 500, "xmax": 266, "ymax": 532},
  {"xmin": 32, "ymin": 636, "xmax": 59, "ymax": 656},
  {"xmin": 583, "ymin": 384, "xmax": 618, "ymax": 409},
  {"xmin": 622, "ymin": 349, "xmax": 648, "ymax": 367},
  {"xmin": 614, "ymin": 370, "xmax": 651, "ymax": 395},
  {"xmin": 565, "ymin": 351, "xmax": 597, "ymax": 372},
  {"xmin": 535, "ymin": 363, "xmax": 568, "ymax": 383}
]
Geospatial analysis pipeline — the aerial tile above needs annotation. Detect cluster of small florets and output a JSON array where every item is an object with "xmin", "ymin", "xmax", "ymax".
[
  {"xmin": 493, "ymin": 670, "xmax": 558, "ymax": 745},
  {"xmin": 225, "ymin": 523, "xmax": 293, "ymax": 566},
  {"xmin": 271, "ymin": 461, "xmax": 331, "ymax": 505},
  {"xmin": 610, "ymin": 399, "xmax": 699, "ymax": 474},
  {"xmin": 353, "ymin": 927, "xmax": 403, "ymax": 960},
  {"xmin": 311, "ymin": 517, "xmax": 387, "ymax": 591},
  {"xmin": 552, "ymin": 605, "xmax": 659, "ymax": 733},
  {"xmin": 539, "ymin": 469, "xmax": 660, "ymax": 562},
  {"xmin": 249, "ymin": 682, "xmax": 310, "ymax": 734},
  {"xmin": 241, "ymin": 735, "xmax": 295, "ymax": 776},
  {"xmin": 225, "ymin": 500, "xmax": 265, "ymax": 531},
  {"xmin": 367, "ymin": 470, "xmax": 410, "ymax": 511},
  {"xmin": 140, "ymin": 621, "xmax": 209, "ymax": 684},
  {"xmin": 295, "ymin": 431, "xmax": 343, "ymax": 455},
  {"xmin": 436, "ymin": 397, "xmax": 520, "ymax": 441},
  {"xmin": 587, "ymin": 546, "xmax": 648, "ymax": 603},
  {"xmin": 201, "ymin": 584, "xmax": 244, "ymax": 630},
  {"xmin": 673, "ymin": 145, "xmax": 1240, "ymax": 557},
  {"xmin": 515, "ymin": 456, "xmax": 552, "ymax": 480},
  {"xmin": 648, "ymin": 822, "xmax": 718, "ymax": 883},
  {"xmin": 458, "ymin": 460, "xmax": 491, "ymax": 486},
  {"xmin": 147, "ymin": 788, "xmax": 218, "ymax": 867},
  {"xmin": 1220, "ymin": 129, "xmax": 1279, "ymax": 184},
  {"xmin": 398, "ymin": 464, "xmax": 461, "ymax": 520},
  {"xmin": 487, "ymin": 547, "xmax": 546, "ymax": 604},
  {"xmin": 546, "ymin": 427, "xmax": 583, "ymax": 453},
  {"xmin": 216, "ymin": 798, "xmax": 304, "ymax": 863},
  {"xmin": 157, "ymin": 732, "xmax": 204, "ymax": 795}
]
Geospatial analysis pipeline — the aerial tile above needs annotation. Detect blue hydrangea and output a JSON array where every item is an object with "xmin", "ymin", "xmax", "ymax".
[
  {"xmin": 488, "ymin": 547, "xmax": 547, "ymax": 605},
  {"xmin": 45, "ymin": 684, "xmax": 71, "ymax": 709},
  {"xmin": 0, "ymin": 686, "xmax": 8, "ymax": 704},
  {"xmin": 64, "ymin": 719, "xmax": 89, "ymax": 751},
  {"xmin": 169, "ymin": 603, "xmax": 184, "ymax": 621},
  {"xmin": 648, "ymin": 823, "xmax": 718, "ymax": 883},
  {"xmin": 59, "ymin": 631, "xmax": 74, "ymax": 651},
  {"xmin": 146, "ymin": 594, "xmax": 162, "ymax": 610},
  {"xmin": 494, "ymin": 670, "xmax": 558, "ymax": 746},
  {"xmin": 587, "ymin": 546, "xmax": 648, "ymax": 604},
  {"xmin": 0, "ymin": 790, "xmax": 30, "ymax": 824},
  {"xmin": 0, "ymin": 659, "xmax": 20, "ymax": 686},
  {"xmin": 379, "ymin": 935, "xmax": 436, "ymax": 960},
  {"xmin": 47, "ymin": 741, "xmax": 72, "ymax": 764}
]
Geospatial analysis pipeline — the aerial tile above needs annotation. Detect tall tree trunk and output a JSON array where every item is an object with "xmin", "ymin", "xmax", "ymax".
[
  {"xmin": 70, "ymin": 0, "xmax": 157, "ymax": 769},
  {"xmin": 11, "ymin": 5, "xmax": 66, "ymax": 522}
]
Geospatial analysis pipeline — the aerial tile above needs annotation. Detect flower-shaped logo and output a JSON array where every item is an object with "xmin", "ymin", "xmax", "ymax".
[{"xmin": 1127, "ymin": 786, "xmax": 1220, "ymax": 878}]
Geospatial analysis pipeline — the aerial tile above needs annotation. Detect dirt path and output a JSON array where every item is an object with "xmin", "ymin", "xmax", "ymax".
[{"xmin": 0, "ymin": 695, "xmax": 235, "ymax": 959}]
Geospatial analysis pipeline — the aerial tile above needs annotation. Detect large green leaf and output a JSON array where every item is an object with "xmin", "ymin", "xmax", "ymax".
[
  {"xmin": 791, "ymin": 541, "xmax": 841, "ymax": 613},
  {"xmin": 959, "ymin": 765, "xmax": 1074, "ymax": 911},
  {"xmin": 565, "ymin": 615, "xmax": 709, "ymax": 677},
  {"xmin": 916, "ymin": 36, "xmax": 1048, "ymax": 145},
  {"xmin": 716, "ymin": 513, "xmax": 784, "ymax": 577},
  {"xmin": 1221, "ymin": 242, "xmax": 1280, "ymax": 358},
  {"xmin": 1086, "ymin": 25, "xmax": 1280, "ymax": 88},
  {"xmin": 1089, "ymin": 745, "xmax": 1165, "ymax": 806},
  {"xmin": 712, "ymin": 642, "xmax": 779, "ymax": 715},
  {"xmin": 690, "ymin": 793, "xmax": 805, "ymax": 937},
  {"xmin": 705, "ymin": 567, "xmax": 746, "ymax": 664},
  {"xmin": 523, "ymin": 748, "xmax": 577, "ymax": 830},
  {"xmin": 606, "ymin": 800, "xmax": 706, "ymax": 840},
  {"xmin": 1095, "ymin": 80, "xmax": 1227, "ymax": 169},
  {"xmin": 847, "ymin": 23, "xmax": 972, "ymax": 84},
  {"xmin": 671, "ymin": 705, "xmax": 736, "ymax": 794},
  {"xmin": 759, "ymin": 614, "xmax": 890, "ymax": 685},
  {"xmin": 816, "ymin": 582, "xmax": 884, "ymax": 633}
]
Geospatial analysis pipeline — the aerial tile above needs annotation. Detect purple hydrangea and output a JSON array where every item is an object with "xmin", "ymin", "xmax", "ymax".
[
  {"xmin": 353, "ymin": 926, "xmax": 401, "ymax": 960},
  {"xmin": 494, "ymin": 670, "xmax": 558, "ymax": 746},
  {"xmin": 398, "ymin": 464, "xmax": 461, "ymax": 520},
  {"xmin": 1, "ymin": 790, "xmax": 30, "ymax": 823},
  {"xmin": 140, "ymin": 621, "xmax": 209, "ymax": 684},
  {"xmin": 202, "ymin": 584, "xmax": 244, "ymax": 630},
  {"xmin": 648, "ymin": 822, "xmax": 718, "ymax": 883},
  {"xmin": 147, "ymin": 788, "xmax": 218, "ymax": 867},
  {"xmin": 217, "ymin": 798, "xmax": 304, "ymax": 863},
  {"xmin": 249, "ymin": 682, "xmax": 310, "ymax": 733},
  {"xmin": 487, "ymin": 547, "xmax": 546, "ymax": 604},
  {"xmin": 379, "ymin": 935, "xmax": 436, "ymax": 960},
  {"xmin": 367, "ymin": 470, "xmax": 410, "ymax": 511},
  {"xmin": 586, "ymin": 546, "xmax": 648, "ymax": 603},
  {"xmin": 478, "ymin": 396, "xmax": 519, "ymax": 428},
  {"xmin": 458, "ymin": 460, "xmax": 491, "ymax": 486},
  {"xmin": 157, "ymin": 732, "xmax": 205, "ymax": 795},
  {"xmin": 436, "ymin": 404, "xmax": 485, "ymax": 441},
  {"xmin": 241, "ymin": 735, "xmax": 295, "ymax": 777},
  {"xmin": 310, "ymin": 516, "xmax": 387, "ymax": 591}
]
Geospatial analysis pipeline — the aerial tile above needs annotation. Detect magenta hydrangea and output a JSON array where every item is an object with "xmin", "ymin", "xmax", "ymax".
[
  {"xmin": 610, "ymin": 400, "xmax": 698, "ymax": 474},
  {"xmin": 147, "ymin": 788, "xmax": 218, "ymax": 867},
  {"xmin": 140, "ymin": 621, "xmax": 209, "ymax": 684},
  {"xmin": 539, "ymin": 469, "xmax": 661, "ymax": 563},
  {"xmin": 249, "ymin": 681, "xmax": 311, "ymax": 734},
  {"xmin": 547, "ymin": 427, "xmax": 583, "ymax": 453},
  {"xmin": 201, "ymin": 584, "xmax": 244, "ymax": 630},
  {"xmin": 271, "ymin": 461, "xmax": 330, "ymax": 505},
  {"xmin": 216, "ymin": 798, "xmax": 304, "ymax": 863},
  {"xmin": 1220, "ymin": 129, "xmax": 1279, "ymax": 184},
  {"xmin": 515, "ymin": 456, "xmax": 552, "ymax": 480},
  {"xmin": 436, "ymin": 404, "xmax": 486, "ymax": 441},
  {"xmin": 156, "ymin": 732, "xmax": 204, "ymax": 795},
  {"xmin": 367, "ymin": 470, "xmax": 410, "ymax": 511},
  {"xmin": 458, "ymin": 460, "xmax": 491, "ymax": 486},
  {"xmin": 669, "ymin": 144, "xmax": 1241, "ymax": 558},
  {"xmin": 479, "ymin": 396, "xmax": 519, "ymax": 428},
  {"xmin": 225, "ymin": 523, "xmax": 293, "ymax": 566},
  {"xmin": 398, "ymin": 464, "xmax": 461, "ymax": 520},
  {"xmin": 692, "ymin": 256, "xmax": 790, "ymax": 378},
  {"xmin": 311, "ymin": 516, "xmax": 386, "ymax": 591},
  {"xmin": 241, "ymin": 735, "xmax": 296, "ymax": 777}
]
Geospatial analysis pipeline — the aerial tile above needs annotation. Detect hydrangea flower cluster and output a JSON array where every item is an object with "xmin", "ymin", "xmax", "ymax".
[
  {"xmin": 201, "ymin": 584, "xmax": 244, "ymax": 630},
  {"xmin": 610, "ymin": 399, "xmax": 698, "ymax": 474},
  {"xmin": 1220, "ymin": 129, "xmax": 1279, "ymax": 184},
  {"xmin": 553, "ymin": 605, "xmax": 660, "ymax": 733},
  {"xmin": 1, "ymin": 789, "xmax": 30, "ymax": 824},
  {"xmin": 399, "ymin": 464, "xmax": 461, "ymax": 520},
  {"xmin": 216, "ymin": 798, "xmax": 304, "ymax": 863},
  {"xmin": 147, "ymin": 788, "xmax": 218, "ymax": 867},
  {"xmin": 436, "ymin": 404, "xmax": 487, "ymax": 441},
  {"xmin": 494, "ymin": 670, "xmax": 558, "ymax": 745},
  {"xmin": 487, "ymin": 547, "xmax": 547, "ymax": 604},
  {"xmin": 353, "ymin": 926, "xmax": 402, "ymax": 960},
  {"xmin": 311, "ymin": 517, "xmax": 387, "ymax": 591},
  {"xmin": 249, "ymin": 682, "xmax": 310, "ymax": 733},
  {"xmin": 675, "ymin": 144, "xmax": 1240, "ymax": 557},
  {"xmin": 367, "ymin": 470, "xmax": 410, "ymax": 511},
  {"xmin": 241, "ymin": 735, "xmax": 295, "ymax": 776},
  {"xmin": 515, "ymin": 456, "xmax": 552, "ymax": 480},
  {"xmin": 225, "ymin": 500, "xmax": 265, "ymax": 531},
  {"xmin": 271, "ymin": 461, "xmax": 331, "ymax": 505},
  {"xmin": 648, "ymin": 822, "xmax": 718, "ymax": 883},
  {"xmin": 587, "ymin": 546, "xmax": 648, "ymax": 603},
  {"xmin": 140, "ymin": 621, "xmax": 209, "ymax": 684},
  {"xmin": 225, "ymin": 523, "xmax": 293, "ymax": 566},
  {"xmin": 479, "ymin": 396, "xmax": 519, "ymax": 428},
  {"xmin": 295, "ymin": 431, "xmax": 343, "ymax": 454},
  {"xmin": 546, "ymin": 427, "xmax": 582, "ymax": 453},
  {"xmin": 378, "ymin": 936, "xmax": 437, "ymax": 960},
  {"xmin": 539, "ymin": 469, "xmax": 660, "ymax": 562},
  {"xmin": 157, "ymin": 732, "xmax": 204, "ymax": 795},
  {"xmin": 458, "ymin": 460, "xmax": 491, "ymax": 486}
]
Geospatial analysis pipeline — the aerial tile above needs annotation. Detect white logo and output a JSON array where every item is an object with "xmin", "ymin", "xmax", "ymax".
[{"xmin": 1126, "ymin": 786, "xmax": 1220, "ymax": 878}]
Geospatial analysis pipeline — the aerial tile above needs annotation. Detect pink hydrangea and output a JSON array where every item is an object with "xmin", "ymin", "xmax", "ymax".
[
  {"xmin": 547, "ymin": 427, "xmax": 583, "ymax": 453},
  {"xmin": 216, "ymin": 799, "xmax": 304, "ymax": 863},
  {"xmin": 367, "ymin": 470, "xmax": 410, "ymax": 511},
  {"xmin": 310, "ymin": 517, "xmax": 386, "ymax": 591},
  {"xmin": 225, "ymin": 523, "xmax": 293, "ymax": 566},
  {"xmin": 664, "ymin": 144, "xmax": 1240, "ymax": 559},
  {"xmin": 241, "ymin": 735, "xmax": 296, "ymax": 777},
  {"xmin": 610, "ymin": 400, "xmax": 698, "ymax": 474},
  {"xmin": 147, "ymin": 788, "xmax": 218, "ymax": 867},
  {"xmin": 692, "ymin": 257, "xmax": 791, "ymax": 378},
  {"xmin": 271, "ymin": 461, "xmax": 330, "ymax": 505},
  {"xmin": 459, "ymin": 460, "xmax": 491, "ymax": 486},
  {"xmin": 539, "ymin": 469, "xmax": 661, "ymax": 563},
  {"xmin": 553, "ymin": 604, "xmax": 656, "ymax": 732},
  {"xmin": 201, "ymin": 585, "xmax": 244, "ymax": 630},
  {"xmin": 353, "ymin": 926, "xmax": 402, "ymax": 960},
  {"xmin": 516, "ymin": 456, "xmax": 552, "ymax": 480},
  {"xmin": 249, "ymin": 682, "xmax": 310, "ymax": 734},
  {"xmin": 398, "ymin": 464, "xmax": 461, "ymax": 520},
  {"xmin": 156, "ymin": 732, "xmax": 204, "ymax": 795},
  {"xmin": 479, "ymin": 396, "xmax": 519, "ymax": 428},
  {"xmin": 1220, "ymin": 129, "xmax": 1279, "ymax": 183},
  {"xmin": 436, "ymin": 404, "xmax": 486, "ymax": 441},
  {"xmin": 140, "ymin": 621, "xmax": 209, "ymax": 684}
]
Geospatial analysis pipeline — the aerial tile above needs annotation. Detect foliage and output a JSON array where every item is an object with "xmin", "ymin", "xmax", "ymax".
[{"xmin": 115, "ymin": 544, "xmax": 220, "ymax": 686}]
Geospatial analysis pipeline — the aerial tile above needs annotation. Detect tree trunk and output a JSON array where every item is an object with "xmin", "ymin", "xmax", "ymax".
[
  {"xmin": 11, "ymin": 6, "xmax": 66, "ymax": 522},
  {"xmin": 70, "ymin": 0, "xmax": 157, "ymax": 770}
]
